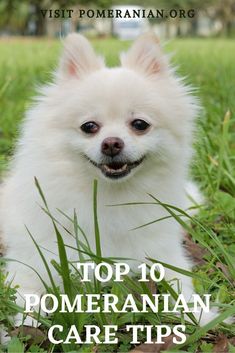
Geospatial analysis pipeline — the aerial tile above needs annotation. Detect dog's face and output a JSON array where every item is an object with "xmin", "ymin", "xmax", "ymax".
[{"xmin": 46, "ymin": 34, "xmax": 198, "ymax": 181}]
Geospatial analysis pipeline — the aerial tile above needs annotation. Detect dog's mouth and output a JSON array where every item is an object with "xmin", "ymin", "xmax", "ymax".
[{"xmin": 85, "ymin": 156, "xmax": 145, "ymax": 179}]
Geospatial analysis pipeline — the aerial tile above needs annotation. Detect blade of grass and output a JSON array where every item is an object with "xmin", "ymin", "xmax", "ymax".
[
  {"xmin": 171, "ymin": 305, "xmax": 235, "ymax": 350},
  {"xmin": 146, "ymin": 258, "xmax": 213, "ymax": 285},
  {"xmin": 93, "ymin": 179, "xmax": 102, "ymax": 262},
  {"xmin": 53, "ymin": 224, "xmax": 72, "ymax": 299},
  {"xmin": 25, "ymin": 227, "xmax": 59, "ymax": 295},
  {"xmin": 148, "ymin": 195, "xmax": 235, "ymax": 278}
]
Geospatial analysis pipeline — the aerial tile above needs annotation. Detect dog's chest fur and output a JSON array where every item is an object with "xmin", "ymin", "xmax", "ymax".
[{"xmin": 1, "ymin": 165, "xmax": 185, "ymax": 273}]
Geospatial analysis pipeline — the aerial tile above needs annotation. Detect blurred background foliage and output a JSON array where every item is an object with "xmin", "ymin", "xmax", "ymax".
[{"xmin": 0, "ymin": 0, "xmax": 234, "ymax": 37}]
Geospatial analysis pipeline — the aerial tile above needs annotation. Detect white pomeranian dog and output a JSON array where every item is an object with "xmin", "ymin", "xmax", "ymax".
[{"xmin": 0, "ymin": 33, "xmax": 220, "ymax": 327}]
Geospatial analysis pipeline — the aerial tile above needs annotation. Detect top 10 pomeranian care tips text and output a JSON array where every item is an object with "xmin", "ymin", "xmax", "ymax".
[{"xmin": 24, "ymin": 262, "xmax": 211, "ymax": 345}]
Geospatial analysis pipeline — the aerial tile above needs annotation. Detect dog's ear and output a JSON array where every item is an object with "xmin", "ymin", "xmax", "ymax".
[
  {"xmin": 121, "ymin": 33, "xmax": 168, "ymax": 77},
  {"xmin": 58, "ymin": 33, "xmax": 104, "ymax": 79}
]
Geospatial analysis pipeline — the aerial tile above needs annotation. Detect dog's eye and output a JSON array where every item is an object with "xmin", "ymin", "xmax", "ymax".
[
  {"xmin": 130, "ymin": 119, "xmax": 150, "ymax": 132},
  {"xmin": 80, "ymin": 121, "xmax": 100, "ymax": 134}
]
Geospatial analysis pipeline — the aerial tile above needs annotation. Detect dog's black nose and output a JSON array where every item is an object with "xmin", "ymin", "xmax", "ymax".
[{"xmin": 101, "ymin": 137, "xmax": 124, "ymax": 157}]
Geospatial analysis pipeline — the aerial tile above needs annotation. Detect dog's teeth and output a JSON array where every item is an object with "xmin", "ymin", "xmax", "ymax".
[
  {"xmin": 103, "ymin": 163, "xmax": 128, "ymax": 174},
  {"xmin": 103, "ymin": 165, "xmax": 111, "ymax": 172}
]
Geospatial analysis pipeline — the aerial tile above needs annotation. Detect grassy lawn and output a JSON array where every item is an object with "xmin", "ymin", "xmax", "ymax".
[{"xmin": 0, "ymin": 37, "xmax": 235, "ymax": 352}]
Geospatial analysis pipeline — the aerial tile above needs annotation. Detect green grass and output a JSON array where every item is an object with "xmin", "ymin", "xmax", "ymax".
[{"xmin": 0, "ymin": 37, "xmax": 235, "ymax": 352}]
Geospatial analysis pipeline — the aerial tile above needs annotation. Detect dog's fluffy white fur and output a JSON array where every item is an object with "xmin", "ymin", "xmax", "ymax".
[{"xmin": 1, "ymin": 34, "xmax": 217, "ymax": 326}]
